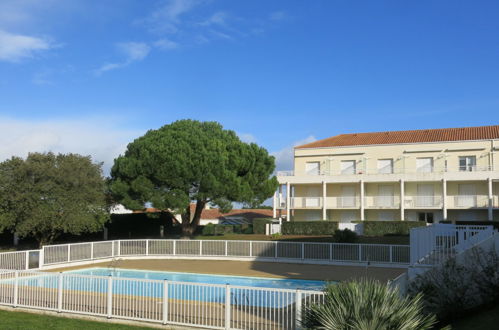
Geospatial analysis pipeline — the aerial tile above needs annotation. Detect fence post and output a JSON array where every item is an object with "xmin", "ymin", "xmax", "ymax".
[
  {"xmin": 146, "ymin": 240, "xmax": 149, "ymax": 256},
  {"xmin": 162, "ymin": 280, "xmax": 169, "ymax": 325},
  {"xmin": 117, "ymin": 240, "xmax": 121, "ymax": 257},
  {"xmin": 225, "ymin": 285, "xmax": 231, "ymax": 330},
  {"xmin": 173, "ymin": 240, "xmax": 176, "ymax": 256},
  {"xmin": 295, "ymin": 290, "xmax": 302, "ymax": 329},
  {"xmin": 249, "ymin": 241, "xmax": 253, "ymax": 257},
  {"xmin": 389, "ymin": 245, "xmax": 393, "ymax": 263},
  {"xmin": 13, "ymin": 271, "xmax": 18, "ymax": 307},
  {"xmin": 25, "ymin": 251, "xmax": 29, "ymax": 270},
  {"xmin": 67, "ymin": 245, "xmax": 71, "ymax": 263},
  {"xmin": 225, "ymin": 241, "xmax": 228, "ymax": 257},
  {"xmin": 57, "ymin": 272, "xmax": 63, "ymax": 312},
  {"xmin": 301, "ymin": 243, "xmax": 305, "ymax": 260},
  {"xmin": 39, "ymin": 248, "xmax": 44, "ymax": 269},
  {"xmin": 90, "ymin": 242, "xmax": 94, "ymax": 260},
  {"xmin": 329, "ymin": 244, "xmax": 333, "ymax": 261},
  {"xmin": 358, "ymin": 245, "xmax": 362, "ymax": 262},
  {"xmin": 199, "ymin": 240, "xmax": 203, "ymax": 256},
  {"xmin": 111, "ymin": 241, "xmax": 115, "ymax": 257},
  {"xmin": 274, "ymin": 241, "xmax": 278, "ymax": 259},
  {"xmin": 107, "ymin": 275, "xmax": 113, "ymax": 318}
]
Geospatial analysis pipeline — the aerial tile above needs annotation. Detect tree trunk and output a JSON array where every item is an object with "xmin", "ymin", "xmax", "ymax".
[{"xmin": 181, "ymin": 200, "xmax": 206, "ymax": 236}]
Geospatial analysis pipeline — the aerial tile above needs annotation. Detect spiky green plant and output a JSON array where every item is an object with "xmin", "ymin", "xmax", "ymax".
[{"xmin": 302, "ymin": 279, "xmax": 435, "ymax": 330}]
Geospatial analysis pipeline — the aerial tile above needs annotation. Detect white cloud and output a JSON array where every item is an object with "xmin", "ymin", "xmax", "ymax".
[
  {"xmin": 0, "ymin": 29, "xmax": 54, "ymax": 62},
  {"xmin": 154, "ymin": 38, "xmax": 178, "ymax": 50},
  {"xmin": 269, "ymin": 11, "xmax": 289, "ymax": 21},
  {"xmin": 139, "ymin": 0, "xmax": 203, "ymax": 34},
  {"xmin": 94, "ymin": 42, "xmax": 151, "ymax": 75},
  {"xmin": 238, "ymin": 133, "xmax": 256, "ymax": 143},
  {"xmin": 271, "ymin": 136, "xmax": 316, "ymax": 172},
  {"xmin": 199, "ymin": 11, "xmax": 229, "ymax": 26},
  {"xmin": 0, "ymin": 117, "xmax": 144, "ymax": 175}
]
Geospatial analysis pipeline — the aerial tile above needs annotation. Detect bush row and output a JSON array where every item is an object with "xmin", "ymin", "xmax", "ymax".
[
  {"xmin": 353, "ymin": 221, "xmax": 426, "ymax": 236},
  {"xmin": 282, "ymin": 221, "xmax": 339, "ymax": 235},
  {"xmin": 201, "ymin": 223, "xmax": 253, "ymax": 236},
  {"xmin": 252, "ymin": 218, "xmax": 273, "ymax": 234},
  {"xmin": 440, "ymin": 220, "xmax": 499, "ymax": 230}
]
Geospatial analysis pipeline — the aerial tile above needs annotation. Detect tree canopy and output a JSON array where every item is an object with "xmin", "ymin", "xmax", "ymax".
[
  {"xmin": 110, "ymin": 120, "xmax": 278, "ymax": 235},
  {"xmin": 0, "ymin": 152, "xmax": 109, "ymax": 246}
]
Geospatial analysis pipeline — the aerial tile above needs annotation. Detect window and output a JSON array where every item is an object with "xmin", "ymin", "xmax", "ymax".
[
  {"xmin": 305, "ymin": 162, "xmax": 320, "ymax": 175},
  {"xmin": 459, "ymin": 156, "xmax": 476, "ymax": 172},
  {"xmin": 377, "ymin": 159, "xmax": 393, "ymax": 174},
  {"xmin": 340, "ymin": 160, "xmax": 356, "ymax": 174},
  {"xmin": 418, "ymin": 212, "xmax": 434, "ymax": 224},
  {"xmin": 416, "ymin": 157, "xmax": 433, "ymax": 173}
]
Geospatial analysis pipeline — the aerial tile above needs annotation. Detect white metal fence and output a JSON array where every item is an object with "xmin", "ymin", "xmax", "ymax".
[
  {"xmin": 0, "ymin": 269, "xmax": 324, "ymax": 329},
  {"xmin": 39, "ymin": 239, "xmax": 409, "ymax": 268},
  {"xmin": 410, "ymin": 224, "xmax": 495, "ymax": 265}
]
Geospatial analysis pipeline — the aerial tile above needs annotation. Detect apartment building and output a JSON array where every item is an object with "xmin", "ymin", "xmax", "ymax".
[{"xmin": 273, "ymin": 125, "xmax": 499, "ymax": 223}]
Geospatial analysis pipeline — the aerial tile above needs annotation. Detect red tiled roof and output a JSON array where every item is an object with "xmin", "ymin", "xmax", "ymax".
[
  {"xmin": 134, "ymin": 206, "xmax": 282, "ymax": 220},
  {"xmin": 296, "ymin": 125, "xmax": 499, "ymax": 149}
]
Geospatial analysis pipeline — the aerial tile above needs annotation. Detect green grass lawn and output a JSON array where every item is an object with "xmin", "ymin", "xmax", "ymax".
[
  {"xmin": 450, "ymin": 303, "xmax": 499, "ymax": 330},
  {"xmin": 192, "ymin": 233, "xmax": 410, "ymax": 245},
  {"xmin": 0, "ymin": 309, "xmax": 154, "ymax": 330}
]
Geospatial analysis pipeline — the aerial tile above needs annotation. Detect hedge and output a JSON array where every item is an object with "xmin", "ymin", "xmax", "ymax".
[
  {"xmin": 253, "ymin": 218, "xmax": 273, "ymax": 234},
  {"xmin": 201, "ymin": 223, "xmax": 253, "ymax": 236},
  {"xmin": 354, "ymin": 221, "xmax": 426, "ymax": 236},
  {"xmin": 282, "ymin": 221, "xmax": 338, "ymax": 235}
]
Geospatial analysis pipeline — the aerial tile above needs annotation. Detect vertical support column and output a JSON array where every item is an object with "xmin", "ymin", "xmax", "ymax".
[
  {"xmin": 162, "ymin": 280, "xmax": 169, "ymax": 325},
  {"xmin": 57, "ymin": 273, "xmax": 63, "ymax": 312},
  {"xmin": 488, "ymin": 177, "xmax": 493, "ymax": 221},
  {"xmin": 360, "ymin": 180, "xmax": 365, "ymax": 221},
  {"xmin": 25, "ymin": 251, "xmax": 29, "ymax": 270},
  {"xmin": 272, "ymin": 191, "xmax": 277, "ymax": 218},
  {"xmin": 322, "ymin": 181, "xmax": 327, "ymax": 220},
  {"xmin": 295, "ymin": 290, "xmax": 302, "ymax": 330},
  {"xmin": 107, "ymin": 275, "xmax": 113, "ymax": 318},
  {"xmin": 442, "ymin": 179, "xmax": 447, "ymax": 221},
  {"xmin": 13, "ymin": 271, "xmax": 18, "ymax": 307},
  {"xmin": 400, "ymin": 180, "xmax": 405, "ymax": 221},
  {"xmin": 286, "ymin": 182, "xmax": 291, "ymax": 221},
  {"xmin": 225, "ymin": 285, "xmax": 231, "ymax": 330}
]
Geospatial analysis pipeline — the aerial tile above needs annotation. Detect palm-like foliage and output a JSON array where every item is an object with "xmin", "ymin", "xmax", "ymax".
[{"xmin": 302, "ymin": 279, "xmax": 435, "ymax": 330}]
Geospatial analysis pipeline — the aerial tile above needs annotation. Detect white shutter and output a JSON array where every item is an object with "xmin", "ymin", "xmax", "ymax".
[
  {"xmin": 305, "ymin": 162, "xmax": 320, "ymax": 175},
  {"xmin": 416, "ymin": 157, "xmax": 433, "ymax": 173},
  {"xmin": 377, "ymin": 159, "xmax": 393, "ymax": 174},
  {"xmin": 340, "ymin": 160, "xmax": 356, "ymax": 174}
]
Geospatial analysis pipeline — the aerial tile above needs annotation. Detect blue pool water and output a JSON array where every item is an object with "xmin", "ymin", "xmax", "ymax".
[
  {"xmin": 70, "ymin": 268, "xmax": 326, "ymax": 291},
  {"xmin": 11, "ymin": 268, "xmax": 325, "ymax": 307}
]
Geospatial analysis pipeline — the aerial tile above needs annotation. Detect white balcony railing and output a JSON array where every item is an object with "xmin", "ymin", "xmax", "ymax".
[
  {"xmin": 290, "ymin": 197, "xmax": 323, "ymax": 208},
  {"xmin": 450, "ymin": 195, "xmax": 489, "ymax": 208},
  {"xmin": 364, "ymin": 196, "xmax": 400, "ymax": 208},
  {"xmin": 326, "ymin": 196, "xmax": 360, "ymax": 208},
  {"xmin": 276, "ymin": 165, "xmax": 495, "ymax": 178},
  {"xmin": 404, "ymin": 196, "xmax": 443, "ymax": 208}
]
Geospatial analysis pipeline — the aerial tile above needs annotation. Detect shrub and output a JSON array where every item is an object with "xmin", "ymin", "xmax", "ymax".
[
  {"xmin": 201, "ymin": 224, "xmax": 253, "ymax": 236},
  {"xmin": 408, "ymin": 248, "xmax": 499, "ymax": 323},
  {"xmin": 354, "ymin": 221, "xmax": 426, "ymax": 236},
  {"xmin": 302, "ymin": 279, "xmax": 435, "ymax": 330},
  {"xmin": 332, "ymin": 228, "xmax": 358, "ymax": 243},
  {"xmin": 282, "ymin": 221, "xmax": 338, "ymax": 235},
  {"xmin": 253, "ymin": 218, "xmax": 273, "ymax": 234}
]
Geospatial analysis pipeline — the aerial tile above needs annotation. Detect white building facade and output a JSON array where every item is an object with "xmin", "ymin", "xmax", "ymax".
[{"xmin": 273, "ymin": 125, "xmax": 499, "ymax": 223}]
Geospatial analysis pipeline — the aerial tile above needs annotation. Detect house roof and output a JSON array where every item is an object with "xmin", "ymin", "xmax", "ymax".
[{"xmin": 296, "ymin": 125, "xmax": 499, "ymax": 149}]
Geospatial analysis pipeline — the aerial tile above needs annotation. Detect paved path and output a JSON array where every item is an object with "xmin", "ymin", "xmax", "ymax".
[{"xmin": 50, "ymin": 259, "xmax": 405, "ymax": 282}]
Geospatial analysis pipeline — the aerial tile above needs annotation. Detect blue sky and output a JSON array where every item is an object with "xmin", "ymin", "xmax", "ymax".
[{"xmin": 1, "ymin": 0, "xmax": 499, "ymax": 173}]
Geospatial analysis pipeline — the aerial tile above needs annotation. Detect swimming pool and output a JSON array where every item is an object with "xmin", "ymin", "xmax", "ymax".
[
  {"xmin": 10, "ymin": 268, "xmax": 325, "ymax": 308},
  {"xmin": 69, "ymin": 268, "xmax": 326, "ymax": 290}
]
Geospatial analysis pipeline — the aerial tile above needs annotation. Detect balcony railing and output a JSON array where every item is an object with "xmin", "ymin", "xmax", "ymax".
[
  {"xmin": 290, "ymin": 197, "xmax": 323, "ymax": 209},
  {"xmin": 364, "ymin": 196, "xmax": 401, "ymax": 208},
  {"xmin": 325, "ymin": 196, "xmax": 360, "ymax": 208},
  {"xmin": 404, "ymin": 196, "xmax": 442, "ymax": 208},
  {"xmin": 449, "ymin": 195, "xmax": 489, "ymax": 208},
  {"xmin": 277, "ymin": 165, "xmax": 495, "ymax": 178}
]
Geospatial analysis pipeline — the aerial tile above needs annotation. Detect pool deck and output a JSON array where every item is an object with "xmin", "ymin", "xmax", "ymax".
[{"xmin": 47, "ymin": 259, "xmax": 405, "ymax": 282}]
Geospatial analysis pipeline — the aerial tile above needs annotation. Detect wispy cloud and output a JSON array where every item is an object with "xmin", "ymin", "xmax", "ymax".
[
  {"xmin": 94, "ymin": 42, "xmax": 151, "ymax": 75},
  {"xmin": 0, "ymin": 29, "xmax": 54, "ymax": 62},
  {"xmin": 139, "ymin": 0, "xmax": 203, "ymax": 34},
  {"xmin": 199, "ymin": 11, "xmax": 230, "ymax": 27},
  {"xmin": 269, "ymin": 11, "xmax": 289, "ymax": 22},
  {"xmin": 271, "ymin": 136, "xmax": 316, "ymax": 172},
  {"xmin": 0, "ymin": 116, "xmax": 143, "ymax": 175},
  {"xmin": 153, "ymin": 38, "xmax": 179, "ymax": 50}
]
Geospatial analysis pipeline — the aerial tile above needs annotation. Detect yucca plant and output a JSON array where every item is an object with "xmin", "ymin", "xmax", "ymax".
[{"xmin": 302, "ymin": 279, "xmax": 435, "ymax": 330}]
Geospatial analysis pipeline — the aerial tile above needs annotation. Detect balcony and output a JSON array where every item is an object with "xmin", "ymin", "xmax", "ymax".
[
  {"xmin": 277, "ymin": 165, "xmax": 495, "ymax": 178},
  {"xmin": 364, "ymin": 196, "xmax": 400, "ymax": 209},
  {"xmin": 290, "ymin": 197, "xmax": 323, "ymax": 209},
  {"xmin": 404, "ymin": 196, "xmax": 442, "ymax": 208},
  {"xmin": 325, "ymin": 196, "xmax": 360, "ymax": 209},
  {"xmin": 448, "ymin": 195, "xmax": 489, "ymax": 208}
]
